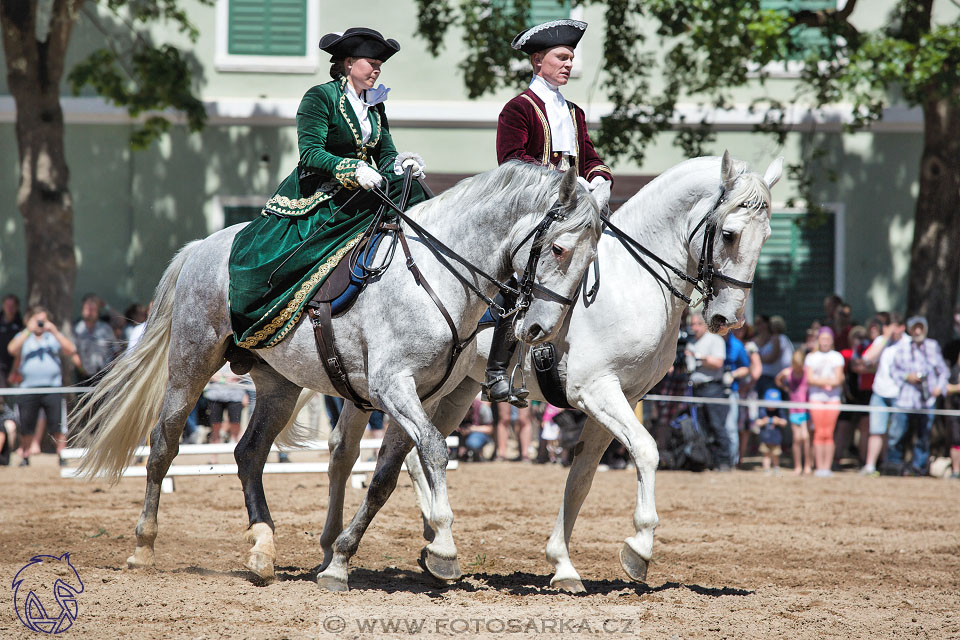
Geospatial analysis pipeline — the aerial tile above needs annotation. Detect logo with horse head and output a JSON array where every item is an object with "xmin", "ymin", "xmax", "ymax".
[{"xmin": 12, "ymin": 553, "xmax": 84, "ymax": 634}]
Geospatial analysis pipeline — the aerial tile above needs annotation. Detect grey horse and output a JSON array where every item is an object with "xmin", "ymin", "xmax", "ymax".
[
  {"xmin": 280, "ymin": 152, "xmax": 781, "ymax": 592},
  {"xmin": 70, "ymin": 162, "xmax": 606, "ymax": 590}
]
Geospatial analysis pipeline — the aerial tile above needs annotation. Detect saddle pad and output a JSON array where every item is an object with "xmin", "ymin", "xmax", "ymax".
[{"xmin": 330, "ymin": 233, "xmax": 386, "ymax": 317}]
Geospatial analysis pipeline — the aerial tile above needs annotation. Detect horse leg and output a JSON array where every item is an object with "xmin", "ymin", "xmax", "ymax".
[
  {"xmin": 577, "ymin": 381, "xmax": 659, "ymax": 584},
  {"xmin": 318, "ymin": 404, "xmax": 370, "ymax": 571},
  {"xmin": 544, "ymin": 417, "xmax": 612, "ymax": 592},
  {"xmin": 234, "ymin": 367, "xmax": 302, "ymax": 583},
  {"xmin": 316, "ymin": 420, "xmax": 415, "ymax": 591},
  {"xmin": 406, "ymin": 378, "xmax": 481, "ymax": 545},
  {"xmin": 130, "ymin": 364, "xmax": 217, "ymax": 568}
]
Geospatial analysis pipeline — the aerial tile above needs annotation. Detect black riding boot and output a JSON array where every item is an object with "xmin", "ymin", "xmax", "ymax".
[{"xmin": 483, "ymin": 314, "xmax": 529, "ymax": 408}]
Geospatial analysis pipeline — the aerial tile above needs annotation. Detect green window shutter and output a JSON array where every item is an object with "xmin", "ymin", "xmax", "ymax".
[
  {"xmin": 760, "ymin": 0, "xmax": 836, "ymax": 61},
  {"xmin": 223, "ymin": 205, "xmax": 264, "ymax": 228},
  {"xmin": 529, "ymin": 0, "xmax": 571, "ymax": 26},
  {"xmin": 228, "ymin": 0, "xmax": 307, "ymax": 57},
  {"xmin": 752, "ymin": 212, "xmax": 835, "ymax": 343}
]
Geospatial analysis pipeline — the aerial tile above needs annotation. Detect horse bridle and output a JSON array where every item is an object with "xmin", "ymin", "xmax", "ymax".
[{"xmin": 597, "ymin": 187, "xmax": 758, "ymax": 308}]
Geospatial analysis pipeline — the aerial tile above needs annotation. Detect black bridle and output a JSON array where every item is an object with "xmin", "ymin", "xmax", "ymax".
[
  {"xmin": 367, "ymin": 179, "xmax": 576, "ymax": 318},
  {"xmin": 597, "ymin": 188, "xmax": 757, "ymax": 307}
]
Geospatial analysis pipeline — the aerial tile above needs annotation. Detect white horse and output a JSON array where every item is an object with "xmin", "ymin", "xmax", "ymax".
[
  {"xmin": 278, "ymin": 152, "xmax": 781, "ymax": 592},
  {"xmin": 70, "ymin": 162, "xmax": 606, "ymax": 588}
]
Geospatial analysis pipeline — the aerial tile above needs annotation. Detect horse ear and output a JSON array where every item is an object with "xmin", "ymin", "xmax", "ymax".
[
  {"xmin": 558, "ymin": 166, "xmax": 578, "ymax": 208},
  {"xmin": 764, "ymin": 156, "xmax": 784, "ymax": 189},
  {"xmin": 721, "ymin": 150, "xmax": 738, "ymax": 192},
  {"xmin": 591, "ymin": 180, "xmax": 611, "ymax": 211}
]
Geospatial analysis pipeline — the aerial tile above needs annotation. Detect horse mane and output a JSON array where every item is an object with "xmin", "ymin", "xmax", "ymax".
[
  {"xmin": 710, "ymin": 163, "xmax": 772, "ymax": 228},
  {"xmin": 404, "ymin": 161, "xmax": 602, "ymax": 247}
]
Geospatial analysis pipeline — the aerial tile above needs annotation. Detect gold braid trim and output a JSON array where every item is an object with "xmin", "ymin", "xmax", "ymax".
[
  {"xmin": 237, "ymin": 232, "xmax": 366, "ymax": 349},
  {"xmin": 586, "ymin": 164, "xmax": 612, "ymax": 179},
  {"xmin": 520, "ymin": 94, "xmax": 551, "ymax": 164},
  {"xmin": 262, "ymin": 187, "xmax": 338, "ymax": 217},
  {"xmin": 335, "ymin": 158, "xmax": 361, "ymax": 189},
  {"xmin": 569, "ymin": 105, "xmax": 580, "ymax": 177}
]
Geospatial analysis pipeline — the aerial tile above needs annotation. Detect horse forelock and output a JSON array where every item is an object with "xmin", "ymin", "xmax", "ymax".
[{"xmin": 711, "ymin": 168, "xmax": 772, "ymax": 229}]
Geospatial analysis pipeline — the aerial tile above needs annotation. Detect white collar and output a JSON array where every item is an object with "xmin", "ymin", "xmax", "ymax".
[
  {"xmin": 528, "ymin": 75, "xmax": 575, "ymax": 154},
  {"xmin": 344, "ymin": 80, "xmax": 372, "ymax": 143},
  {"xmin": 530, "ymin": 75, "xmax": 563, "ymax": 100}
]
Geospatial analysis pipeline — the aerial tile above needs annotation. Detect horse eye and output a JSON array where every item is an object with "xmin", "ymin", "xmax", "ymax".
[
  {"xmin": 551, "ymin": 244, "xmax": 566, "ymax": 258},
  {"xmin": 722, "ymin": 230, "xmax": 737, "ymax": 244}
]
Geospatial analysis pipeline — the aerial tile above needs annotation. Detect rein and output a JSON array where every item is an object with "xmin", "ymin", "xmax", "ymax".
[
  {"xmin": 355, "ymin": 167, "xmax": 576, "ymax": 403},
  {"xmin": 600, "ymin": 187, "xmax": 754, "ymax": 308}
]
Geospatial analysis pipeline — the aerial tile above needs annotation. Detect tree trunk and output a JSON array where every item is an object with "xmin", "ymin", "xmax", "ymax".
[
  {"xmin": 905, "ymin": 93, "xmax": 960, "ymax": 344},
  {"xmin": 1, "ymin": 0, "xmax": 81, "ymax": 332}
]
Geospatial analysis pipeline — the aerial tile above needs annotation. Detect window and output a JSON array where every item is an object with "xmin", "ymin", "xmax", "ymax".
[
  {"xmin": 755, "ymin": 0, "xmax": 837, "ymax": 77},
  {"xmin": 215, "ymin": 0, "xmax": 320, "ymax": 73},
  {"xmin": 528, "ymin": 0, "xmax": 572, "ymax": 26},
  {"xmin": 750, "ymin": 208, "xmax": 844, "ymax": 343},
  {"xmin": 210, "ymin": 196, "xmax": 267, "ymax": 234}
]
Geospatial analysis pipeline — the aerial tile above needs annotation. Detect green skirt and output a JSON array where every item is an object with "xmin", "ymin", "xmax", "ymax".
[{"xmin": 229, "ymin": 175, "xmax": 425, "ymax": 349}]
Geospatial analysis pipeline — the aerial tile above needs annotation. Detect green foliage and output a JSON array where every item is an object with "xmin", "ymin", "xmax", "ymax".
[
  {"xmin": 413, "ymin": 0, "xmax": 960, "ymax": 224},
  {"xmin": 68, "ymin": 0, "xmax": 212, "ymax": 149}
]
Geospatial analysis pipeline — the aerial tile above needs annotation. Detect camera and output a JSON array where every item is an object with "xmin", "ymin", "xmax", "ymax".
[
  {"xmin": 674, "ymin": 328, "xmax": 689, "ymax": 373},
  {"xmin": 917, "ymin": 371, "xmax": 929, "ymax": 404},
  {"xmin": 37, "ymin": 319, "xmax": 44, "ymax": 328}
]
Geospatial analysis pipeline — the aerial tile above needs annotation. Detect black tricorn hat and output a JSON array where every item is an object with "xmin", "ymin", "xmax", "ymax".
[
  {"xmin": 511, "ymin": 19, "xmax": 587, "ymax": 55},
  {"xmin": 319, "ymin": 27, "xmax": 400, "ymax": 61}
]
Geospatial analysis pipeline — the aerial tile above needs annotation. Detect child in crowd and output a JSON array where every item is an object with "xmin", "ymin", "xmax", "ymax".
[
  {"xmin": 458, "ymin": 396, "xmax": 494, "ymax": 462},
  {"xmin": 777, "ymin": 348, "xmax": 812, "ymax": 475},
  {"xmin": 539, "ymin": 404, "xmax": 563, "ymax": 464},
  {"xmin": 752, "ymin": 388, "xmax": 787, "ymax": 474}
]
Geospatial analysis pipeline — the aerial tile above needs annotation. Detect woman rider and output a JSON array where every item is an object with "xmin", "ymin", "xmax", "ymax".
[
  {"xmin": 483, "ymin": 19, "xmax": 613, "ymax": 407},
  {"xmin": 229, "ymin": 28, "xmax": 426, "ymax": 350}
]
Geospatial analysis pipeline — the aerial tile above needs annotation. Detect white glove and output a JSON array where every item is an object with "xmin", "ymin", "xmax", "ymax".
[
  {"xmin": 589, "ymin": 175, "xmax": 608, "ymax": 191},
  {"xmin": 576, "ymin": 176, "xmax": 591, "ymax": 191},
  {"xmin": 355, "ymin": 162, "xmax": 384, "ymax": 190},
  {"xmin": 394, "ymin": 151, "xmax": 426, "ymax": 178}
]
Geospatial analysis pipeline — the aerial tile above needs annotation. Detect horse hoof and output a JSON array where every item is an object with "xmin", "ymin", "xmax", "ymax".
[
  {"xmin": 316, "ymin": 572, "xmax": 349, "ymax": 592},
  {"xmin": 419, "ymin": 548, "xmax": 462, "ymax": 582},
  {"xmin": 619, "ymin": 544, "xmax": 649, "ymax": 582},
  {"xmin": 550, "ymin": 577, "xmax": 586, "ymax": 594},
  {"xmin": 126, "ymin": 547, "xmax": 155, "ymax": 569},
  {"xmin": 246, "ymin": 552, "xmax": 276, "ymax": 583}
]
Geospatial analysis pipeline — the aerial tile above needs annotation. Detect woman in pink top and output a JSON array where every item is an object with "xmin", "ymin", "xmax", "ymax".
[
  {"xmin": 777, "ymin": 349, "xmax": 811, "ymax": 475},
  {"xmin": 803, "ymin": 327, "xmax": 846, "ymax": 477}
]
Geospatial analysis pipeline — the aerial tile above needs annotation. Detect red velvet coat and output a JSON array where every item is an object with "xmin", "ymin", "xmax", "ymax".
[{"xmin": 496, "ymin": 89, "xmax": 613, "ymax": 184}]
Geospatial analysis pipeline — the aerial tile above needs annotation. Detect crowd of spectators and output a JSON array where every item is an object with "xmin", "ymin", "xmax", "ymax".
[{"xmin": 4, "ymin": 289, "xmax": 959, "ymax": 480}]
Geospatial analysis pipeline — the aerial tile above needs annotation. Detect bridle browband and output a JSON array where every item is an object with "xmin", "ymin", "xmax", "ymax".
[{"xmin": 598, "ymin": 186, "xmax": 760, "ymax": 308}]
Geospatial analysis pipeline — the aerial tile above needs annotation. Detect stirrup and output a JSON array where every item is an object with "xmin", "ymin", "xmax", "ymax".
[{"xmin": 482, "ymin": 372, "xmax": 528, "ymax": 408}]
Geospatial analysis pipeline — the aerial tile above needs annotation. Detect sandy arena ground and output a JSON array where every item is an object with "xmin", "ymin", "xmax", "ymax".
[{"xmin": 1, "ymin": 452, "xmax": 958, "ymax": 639}]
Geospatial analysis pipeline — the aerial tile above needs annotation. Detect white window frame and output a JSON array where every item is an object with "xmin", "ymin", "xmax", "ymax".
[{"xmin": 215, "ymin": 0, "xmax": 320, "ymax": 74}]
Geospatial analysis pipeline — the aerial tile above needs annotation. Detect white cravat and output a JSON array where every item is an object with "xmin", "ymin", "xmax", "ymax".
[
  {"xmin": 345, "ymin": 82, "xmax": 372, "ymax": 143},
  {"xmin": 529, "ymin": 75, "xmax": 575, "ymax": 155}
]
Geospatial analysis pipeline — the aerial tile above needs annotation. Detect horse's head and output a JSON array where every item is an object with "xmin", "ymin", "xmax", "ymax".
[
  {"xmin": 693, "ymin": 151, "xmax": 782, "ymax": 334},
  {"xmin": 510, "ymin": 166, "xmax": 604, "ymax": 344}
]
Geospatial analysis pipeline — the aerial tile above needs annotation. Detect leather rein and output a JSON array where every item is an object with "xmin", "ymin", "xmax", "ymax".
[
  {"xmin": 342, "ymin": 166, "xmax": 576, "ymax": 406},
  {"xmin": 595, "ymin": 187, "xmax": 756, "ymax": 308}
]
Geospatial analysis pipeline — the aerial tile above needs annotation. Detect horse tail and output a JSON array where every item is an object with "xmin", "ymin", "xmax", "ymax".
[
  {"xmin": 275, "ymin": 389, "xmax": 321, "ymax": 449},
  {"xmin": 70, "ymin": 240, "xmax": 202, "ymax": 482}
]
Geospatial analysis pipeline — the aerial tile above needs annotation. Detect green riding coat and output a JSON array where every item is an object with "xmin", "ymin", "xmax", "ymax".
[{"xmin": 229, "ymin": 76, "xmax": 425, "ymax": 349}]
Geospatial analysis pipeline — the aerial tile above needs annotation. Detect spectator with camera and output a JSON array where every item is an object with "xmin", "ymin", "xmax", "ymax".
[
  {"xmin": 885, "ymin": 316, "xmax": 948, "ymax": 476},
  {"xmin": 685, "ymin": 311, "xmax": 732, "ymax": 471},
  {"xmin": 6, "ymin": 305, "xmax": 78, "ymax": 465}
]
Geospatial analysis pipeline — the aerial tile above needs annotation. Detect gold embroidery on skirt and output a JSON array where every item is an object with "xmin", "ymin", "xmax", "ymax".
[{"xmin": 237, "ymin": 232, "xmax": 366, "ymax": 349}]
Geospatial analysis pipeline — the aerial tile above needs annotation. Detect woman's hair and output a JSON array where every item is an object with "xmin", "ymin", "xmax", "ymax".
[
  {"xmin": 329, "ymin": 58, "xmax": 347, "ymax": 80},
  {"xmin": 792, "ymin": 348, "xmax": 806, "ymax": 370},
  {"xmin": 770, "ymin": 315, "xmax": 787, "ymax": 334}
]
